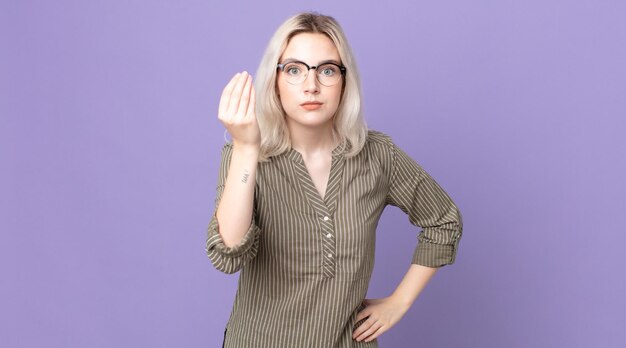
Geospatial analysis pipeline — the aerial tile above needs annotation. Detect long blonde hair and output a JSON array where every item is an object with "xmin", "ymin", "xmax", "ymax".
[{"xmin": 254, "ymin": 12, "xmax": 367, "ymax": 161}]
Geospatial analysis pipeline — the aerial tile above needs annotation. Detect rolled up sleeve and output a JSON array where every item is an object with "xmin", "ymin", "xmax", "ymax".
[
  {"xmin": 205, "ymin": 143, "xmax": 261, "ymax": 274},
  {"xmin": 385, "ymin": 139, "xmax": 463, "ymax": 268}
]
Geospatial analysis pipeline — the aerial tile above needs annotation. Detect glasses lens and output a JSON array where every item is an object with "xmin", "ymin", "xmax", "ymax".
[
  {"xmin": 317, "ymin": 64, "xmax": 341, "ymax": 86},
  {"xmin": 283, "ymin": 62, "xmax": 307, "ymax": 84}
]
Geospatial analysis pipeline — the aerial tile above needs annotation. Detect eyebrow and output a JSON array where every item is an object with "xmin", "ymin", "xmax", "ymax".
[{"xmin": 280, "ymin": 58, "xmax": 342, "ymax": 66}]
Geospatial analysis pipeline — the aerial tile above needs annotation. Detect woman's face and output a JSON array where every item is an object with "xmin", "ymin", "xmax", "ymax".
[{"xmin": 277, "ymin": 33, "xmax": 343, "ymax": 132}]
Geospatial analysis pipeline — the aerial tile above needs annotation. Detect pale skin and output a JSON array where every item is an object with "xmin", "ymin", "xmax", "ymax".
[{"xmin": 216, "ymin": 33, "xmax": 439, "ymax": 343}]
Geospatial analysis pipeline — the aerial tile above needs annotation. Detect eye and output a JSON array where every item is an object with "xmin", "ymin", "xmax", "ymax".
[
  {"xmin": 319, "ymin": 65, "xmax": 338, "ymax": 77},
  {"xmin": 285, "ymin": 64, "xmax": 302, "ymax": 76}
]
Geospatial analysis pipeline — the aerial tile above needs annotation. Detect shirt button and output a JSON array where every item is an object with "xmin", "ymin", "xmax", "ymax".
[
  {"xmin": 328, "ymin": 253, "xmax": 333, "ymax": 258},
  {"xmin": 323, "ymin": 216, "xmax": 330, "ymax": 221},
  {"xmin": 326, "ymin": 233, "xmax": 332, "ymax": 238}
]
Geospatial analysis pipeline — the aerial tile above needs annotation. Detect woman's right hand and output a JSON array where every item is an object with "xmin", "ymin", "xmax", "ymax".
[{"xmin": 218, "ymin": 71, "xmax": 261, "ymax": 149}]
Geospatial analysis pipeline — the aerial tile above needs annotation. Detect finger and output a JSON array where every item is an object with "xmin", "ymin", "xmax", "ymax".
[
  {"xmin": 355, "ymin": 308, "xmax": 371, "ymax": 322},
  {"xmin": 352, "ymin": 320, "xmax": 372, "ymax": 339},
  {"xmin": 355, "ymin": 320, "xmax": 382, "ymax": 341},
  {"xmin": 364, "ymin": 325, "xmax": 385, "ymax": 342},
  {"xmin": 237, "ymin": 74, "xmax": 252, "ymax": 119},
  {"xmin": 218, "ymin": 73, "xmax": 241, "ymax": 119},
  {"xmin": 353, "ymin": 316, "xmax": 376, "ymax": 338},
  {"xmin": 227, "ymin": 71, "xmax": 249, "ymax": 117},
  {"xmin": 245, "ymin": 83, "xmax": 256, "ymax": 120}
]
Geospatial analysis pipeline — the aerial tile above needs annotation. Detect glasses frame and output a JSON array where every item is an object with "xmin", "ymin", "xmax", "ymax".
[{"xmin": 276, "ymin": 60, "xmax": 347, "ymax": 87}]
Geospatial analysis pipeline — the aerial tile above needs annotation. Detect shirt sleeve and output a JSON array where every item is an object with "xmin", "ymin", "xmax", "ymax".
[
  {"xmin": 384, "ymin": 138, "xmax": 463, "ymax": 268},
  {"xmin": 205, "ymin": 143, "xmax": 261, "ymax": 274}
]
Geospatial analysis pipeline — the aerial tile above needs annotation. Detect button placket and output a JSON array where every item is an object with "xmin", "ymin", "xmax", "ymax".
[{"xmin": 320, "ymin": 212, "xmax": 336, "ymax": 278}]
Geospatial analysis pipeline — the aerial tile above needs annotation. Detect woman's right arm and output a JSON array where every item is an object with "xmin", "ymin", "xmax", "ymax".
[
  {"xmin": 215, "ymin": 143, "xmax": 259, "ymax": 247},
  {"xmin": 206, "ymin": 72, "xmax": 261, "ymax": 273}
]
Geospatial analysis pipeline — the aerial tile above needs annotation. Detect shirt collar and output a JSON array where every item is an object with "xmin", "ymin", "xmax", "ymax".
[{"xmin": 284, "ymin": 140, "xmax": 347, "ymax": 163}]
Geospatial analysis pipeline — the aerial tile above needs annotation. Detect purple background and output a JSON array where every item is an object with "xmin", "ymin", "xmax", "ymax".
[{"xmin": 2, "ymin": 1, "xmax": 625, "ymax": 347}]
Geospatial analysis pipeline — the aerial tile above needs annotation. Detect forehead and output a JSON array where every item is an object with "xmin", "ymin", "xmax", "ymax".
[{"xmin": 280, "ymin": 33, "xmax": 340, "ymax": 63}]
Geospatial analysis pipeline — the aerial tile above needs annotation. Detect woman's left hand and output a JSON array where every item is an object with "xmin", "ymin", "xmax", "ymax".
[{"xmin": 352, "ymin": 296, "xmax": 410, "ymax": 342}]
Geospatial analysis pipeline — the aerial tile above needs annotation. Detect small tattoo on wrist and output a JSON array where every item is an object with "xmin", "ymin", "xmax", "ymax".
[{"xmin": 241, "ymin": 170, "xmax": 250, "ymax": 183}]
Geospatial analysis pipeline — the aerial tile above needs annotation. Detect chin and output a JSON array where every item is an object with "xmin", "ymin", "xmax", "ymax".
[{"xmin": 292, "ymin": 114, "xmax": 334, "ymax": 128}]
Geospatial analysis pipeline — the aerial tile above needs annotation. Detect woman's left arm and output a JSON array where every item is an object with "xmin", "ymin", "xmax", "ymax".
[
  {"xmin": 353, "ymin": 135, "xmax": 463, "ymax": 342},
  {"xmin": 352, "ymin": 264, "xmax": 438, "ymax": 342}
]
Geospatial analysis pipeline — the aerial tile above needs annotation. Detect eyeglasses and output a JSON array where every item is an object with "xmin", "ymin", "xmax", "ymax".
[{"xmin": 277, "ymin": 60, "xmax": 347, "ymax": 87}]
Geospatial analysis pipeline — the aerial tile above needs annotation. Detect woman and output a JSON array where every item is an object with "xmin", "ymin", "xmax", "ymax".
[{"xmin": 206, "ymin": 12, "xmax": 463, "ymax": 347}]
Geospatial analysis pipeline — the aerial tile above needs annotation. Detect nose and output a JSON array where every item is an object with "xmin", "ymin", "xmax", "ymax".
[{"xmin": 303, "ymin": 68, "xmax": 320, "ymax": 94}]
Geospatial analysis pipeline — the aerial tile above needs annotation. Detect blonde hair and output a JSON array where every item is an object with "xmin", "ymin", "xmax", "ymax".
[{"xmin": 254, "ymin": 12, "xmax": 367, "ymax": 161}]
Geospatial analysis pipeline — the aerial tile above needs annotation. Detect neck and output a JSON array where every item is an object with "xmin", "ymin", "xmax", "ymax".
[{"xmin": 287, "ymin": 121, "xmax": 337, "ymax": 157}]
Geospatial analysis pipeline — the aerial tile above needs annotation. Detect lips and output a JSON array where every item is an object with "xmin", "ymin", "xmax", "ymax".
[{"xmin": 300, "ymin": 101, "xmax": 323, "ymax": 110}]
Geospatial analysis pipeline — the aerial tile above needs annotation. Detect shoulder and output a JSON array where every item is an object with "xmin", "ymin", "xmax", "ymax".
[
  {"xmin": 363, "ymin": 129, "xmax": 395, "ymax": 156},
  {"xmin": 216, "ymin": 142, "xmax": 236, "ymax": 168},
  {"xmin": 219, "ymin": 141, "xmax": 234, "ymax": 156},
  {"xmin": 221, "ymin": 142, "xmax": 234, "ymax": 151},
  {"xmin": 366, "ymin": 129, "xmax": 392, "ymax": 144},
  {"xmin": 358, "ymin": 130, "xmax": 398, "ymax": 179}
]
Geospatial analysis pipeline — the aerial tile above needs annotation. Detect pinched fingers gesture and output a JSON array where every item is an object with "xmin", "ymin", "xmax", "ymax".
[{"xmin": 218, "ymin": 71, "xmax": 260, "ymax": 148}]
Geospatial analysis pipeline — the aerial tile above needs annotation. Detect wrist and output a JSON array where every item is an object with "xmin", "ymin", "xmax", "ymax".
[
  {"xmin": 232, "ymin": 142, "xmax": 260, "ymax": 157},
  {"xmin": 389, "ymin": 292, "xmax": 414, "ymax": 311}
]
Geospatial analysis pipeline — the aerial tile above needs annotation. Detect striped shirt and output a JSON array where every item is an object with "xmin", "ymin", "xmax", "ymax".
[{"xmin": 206, "ymin": 130, "xmax": 463, "ymax": 347}]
